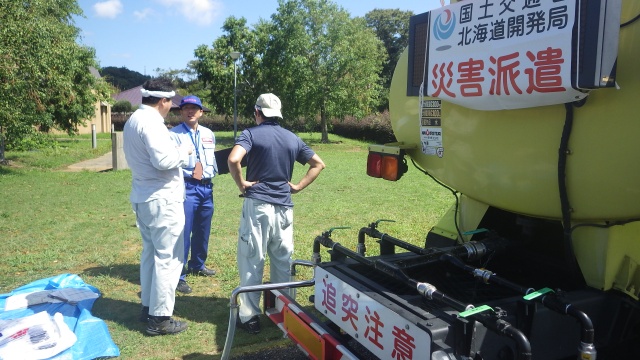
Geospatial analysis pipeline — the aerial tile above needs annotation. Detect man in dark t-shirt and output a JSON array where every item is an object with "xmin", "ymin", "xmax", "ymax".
[{"xmin": 228, "ymin": 93, "xmax": 325, "ymax": 334}]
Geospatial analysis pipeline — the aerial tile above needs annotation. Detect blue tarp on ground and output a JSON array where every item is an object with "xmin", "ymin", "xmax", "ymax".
[{"xmin": 0, "ymin": 274, "xmax": 120, "ymax": 360}]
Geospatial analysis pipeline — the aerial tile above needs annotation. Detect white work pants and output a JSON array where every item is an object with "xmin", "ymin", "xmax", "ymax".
[
  {"xmin": 237, "ymin": 198, "xmax": 294, "ymax": 322},
  {"xmin": 134, "ymin": 198, "xmax": 185, "ymax": 317}
]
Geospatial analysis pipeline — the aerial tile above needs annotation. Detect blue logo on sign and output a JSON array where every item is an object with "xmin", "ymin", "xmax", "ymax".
[{"xmin": 433, "ymin": 9, "xmax": 456, "ymax": 42}]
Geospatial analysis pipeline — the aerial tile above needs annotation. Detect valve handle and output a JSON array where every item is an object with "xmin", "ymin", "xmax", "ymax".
[
  {"xmin": 324, "ymin": 226, "xmax": 350, "ymax": 238},
  {"xmin": 371, "ymin": 219, "xmax": 396, "ymax": 229}
]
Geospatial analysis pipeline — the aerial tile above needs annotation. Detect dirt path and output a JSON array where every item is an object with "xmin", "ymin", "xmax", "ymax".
[{"xmin": 64, "ymin": 152, "xmax": 113, "ymax": 172}]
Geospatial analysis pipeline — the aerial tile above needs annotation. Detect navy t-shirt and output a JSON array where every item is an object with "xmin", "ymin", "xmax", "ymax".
[{"xmin": 235, "ymin": 121, "xmax": 315, "ymax": 207}]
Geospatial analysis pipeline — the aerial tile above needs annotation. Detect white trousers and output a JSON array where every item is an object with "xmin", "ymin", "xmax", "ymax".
[
  {"xmin": 237, "ymin": 198, "xmax": 294, "ymax": 322},
  {"xmin": 133, "ymin": 198, "xmax": 185, "ymax": 317}
]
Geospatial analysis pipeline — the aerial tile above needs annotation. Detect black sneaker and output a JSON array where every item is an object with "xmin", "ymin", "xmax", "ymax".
[
  {"xmin": 188, "ymin": 267, "xmax": 216, "ymax": 276},
  {"xmin": 176, "ymin": 280, "xmax": 192, "ymax": 294},
  {"xmin": 139, "ymin": 306, "xmax": 149, "ymax": 323},
  {"xmin": 237, "ymin": 315, "xmax": 261, "ymax": 334},
  {"xmin": 146, "ymin": 316, "xmax": 188, "ymax": 336}
]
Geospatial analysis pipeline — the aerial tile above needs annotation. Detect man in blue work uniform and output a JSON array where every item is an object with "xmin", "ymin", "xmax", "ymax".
[
  {"xmin": 228, "ymin": 93, "xmax": 325, "ymax": 334},
  {"xmin": 170, "ymin": 95, "xmax": 217, "ymax": 294}
]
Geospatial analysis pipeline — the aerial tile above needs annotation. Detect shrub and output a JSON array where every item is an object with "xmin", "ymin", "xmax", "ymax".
[
  {"xmin": 111, "ymin": 111, "xmax": 396, "ymax": 144},
  {"xmin": 112, "ymin": 100, "xmax": 133, "ymax": 113},
  {"xmin": 331, "ymin": 111, "xmax": 396, "ymax": 144},
  {"xmin": 4, "ymin": 128, "xmax": 55, "ymax": 151}
]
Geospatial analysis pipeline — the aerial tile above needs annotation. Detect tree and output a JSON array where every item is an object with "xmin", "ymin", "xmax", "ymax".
[
  {"xmin": 0, "ymin": 0, "xmax": 110, "ymax": 154},
  {"xmin": 262, "ymin": 0, "xmax": 386, "ymax": 142},
  {"xmin": 155, "ymin": 63, "xmax": 210, "ymax": 105},
  {"xmin": 364, "ymin": 9, "xmax": 414, "ymax": 110},
  {"xmin": 193, "ymin": 16, "xmax": 264, "ymax": 120},
  {"xmin": 101, "ymin": 66, "xmax": 151, "ymax": 91},
  {"xmin": 112, "ymin": 100, "xmax": 133, "ymax": 113}
]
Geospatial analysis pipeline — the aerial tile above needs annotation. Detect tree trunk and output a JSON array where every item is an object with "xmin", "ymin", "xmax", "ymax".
[
  {"xmin": 0, "ymin": 131, "xmax": 6, "ymax": 165},
  {"xmin": 320, "ymin": 103, "xmax": 329, "ymax": 143}
]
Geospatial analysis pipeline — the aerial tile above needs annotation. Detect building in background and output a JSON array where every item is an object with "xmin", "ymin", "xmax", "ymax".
[{"xmin": 79, "ymin": 67, "xmax": 111, "ymax": 134}]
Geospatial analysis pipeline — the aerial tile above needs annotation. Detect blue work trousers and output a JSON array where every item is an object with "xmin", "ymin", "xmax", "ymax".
[{"xmin": 181, "ymin": 181, "xmax": 214, "ymax": 280}]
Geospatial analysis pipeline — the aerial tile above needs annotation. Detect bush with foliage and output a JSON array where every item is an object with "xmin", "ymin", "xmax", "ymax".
[
  {"xmin": 331, "ymin": 111, "xmax": 396, "ymax": 144},
  {"xmin": 111, "ymin": 111, "xmax": 396, "ymax": 144},
  {"xmin": 3, "ymin": 125, "xmax": 55, "ymax": 151},
  {"xmin": 112, "ymin": 100, "xmax": 133, "ymax": 113}
]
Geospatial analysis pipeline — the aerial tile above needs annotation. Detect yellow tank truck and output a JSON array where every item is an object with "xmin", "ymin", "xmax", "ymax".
[{"xmin": 222, "ymin": 1, "xmax": 640, "ymax": 359}]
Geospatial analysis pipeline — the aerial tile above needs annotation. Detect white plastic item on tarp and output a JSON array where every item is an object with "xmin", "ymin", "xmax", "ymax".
[{"xmin": 0, "ymin": 311, "xmax": 76, "ymax": 360}]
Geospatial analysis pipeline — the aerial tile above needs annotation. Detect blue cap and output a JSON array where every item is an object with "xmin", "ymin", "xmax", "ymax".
[{"xmin": 179, "ymin": 95, "xmax": 203, "ymax": 109}]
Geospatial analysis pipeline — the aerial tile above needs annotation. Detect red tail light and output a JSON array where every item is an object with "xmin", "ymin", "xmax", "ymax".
[{"xmin": 367, "ymin": 153, "xmax": 382, "ymax": 178}]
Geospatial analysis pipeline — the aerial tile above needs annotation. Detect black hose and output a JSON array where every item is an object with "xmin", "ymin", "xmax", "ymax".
[
  {"xmin": 442, "ymin": 253, "xmax": 531, "ymax": 294},
  {"xmin": 415, "ymin": 281, "xmax": 470, "ymax": 311},
  {"xmin": 558, "ymin": 102, "xmax": 585, "ymax": 286},
  {"xmin": 313, "ymin": 235, "xmax": 321, "ymax": 254},
  {"xmin": 542, "ymin": 294, "xmax": 595, "ymax": 344},
  {"xmin": 361, "ymin": 225, "xmax": 434, "ymax": 255},
  {"xmin": 558, "ymin": 103, "xmax": 573, "ymax": 240},
  {"xmin": 495, "ymin": 320, "xmax": 533, "ymax": 360},
  {"xmin": 571, "ymin": 217, "xmax": 640, "ymax": 232},
  {"xmin": 360, "ymin": 222, "xmax": 510, "ymax": 263},
  {"xmin": 374, "ymin": 259, "xmax": 417, "ymax": 287},
  {"xmin": 621, "ymin": 12, "xmax": 640, "ymax": 28},
  {"xmin": 569, "ymin": 306, "xmax": 595, "ymax": 344},
  {"xmin": 441, "ymin": 253, "xmax": 475, "ymax": 272},
  {"xmin": 410, "ymin": 158, "xmax": 464, "ymax": 241},
  {"xmin": 357, "ymin": 226, "xmax": 369, "ymax": 244},
  {"xmin": 444, "ymin": 252, "xmax": 596, "ymax": 351}
]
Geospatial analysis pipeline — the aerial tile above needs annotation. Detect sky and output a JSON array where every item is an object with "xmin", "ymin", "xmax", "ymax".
[{"xmin": 75, "ymin": 0, "xmax": 447, "ymax": 77}]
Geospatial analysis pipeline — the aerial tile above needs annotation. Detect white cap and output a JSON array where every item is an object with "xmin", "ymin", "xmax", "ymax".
[{"xmin": 255, "ymin": 93, "xmax": 282, "ymax": 118}]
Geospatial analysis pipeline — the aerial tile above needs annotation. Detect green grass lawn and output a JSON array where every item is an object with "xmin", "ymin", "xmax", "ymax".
[{"xmin": 0, "ymin": 132, "xmax": 453, "ymax": 359}]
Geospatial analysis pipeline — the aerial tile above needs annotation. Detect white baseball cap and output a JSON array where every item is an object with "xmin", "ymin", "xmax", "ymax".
[{"xmin": 255, "ymin": 93, "xmax": 283, "ymax": 118}]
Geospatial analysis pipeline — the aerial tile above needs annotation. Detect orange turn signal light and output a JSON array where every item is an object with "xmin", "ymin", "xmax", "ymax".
[
  {"xmin": 366, "ymin": 151, "xmax": 407, "ymax": 181},
  {"xmin": 381, "ymin": 155, "xmax": 401, "ymax": 181}
]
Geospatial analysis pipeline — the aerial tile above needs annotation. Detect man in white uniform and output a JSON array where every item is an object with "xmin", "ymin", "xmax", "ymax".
[{"xmin": 123, "ymin": 77, "xmax": 192, "ymax": 336}]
